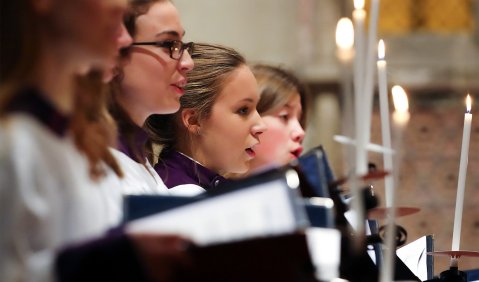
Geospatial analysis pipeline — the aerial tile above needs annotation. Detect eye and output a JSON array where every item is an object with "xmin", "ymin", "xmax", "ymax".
[
  {"xmin": 277, "ymin": 111, "xmax": 290, "ymax": 123},
  {"xmin": 237, "ymin": 106, "xmax": 250, "ymax": 116},
  {"xmin": 279, "ymin": 113, "xmax": 289, "ymax": 122}
]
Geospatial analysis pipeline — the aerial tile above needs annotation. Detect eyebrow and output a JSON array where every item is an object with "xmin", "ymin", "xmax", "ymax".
[
  {"xmin": 155, "ymin": 30, "xmax": 186, "ymax": 38},
  {"xmin": 240, "ymin": 98, "xmax": 255, "ymax": 103}
]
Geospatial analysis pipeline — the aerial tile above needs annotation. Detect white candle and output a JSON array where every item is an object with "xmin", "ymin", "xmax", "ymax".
[
  {"xmin": 377, "ymin": 39, "xmax": 394, "ymax": 208},
  {"xmin": 351, "ymin": 0, "xmax": 367, "ymax": 238},
  {"xmin": 353, "ymin": 0, "xmax": 368, "ymax": 175},
  {"xmin": 452, "ymin": 94, "xmax": 472, "ymax": 251},
  {"xmin": 336, "ymin": 18, "xmax": 354, "ymax": 63},
  {"xmin": 360, "ymin": 0, "xmax": 381, "ymax": 177},
  {"xmin": 381, "ymin": 85, "xmax": 409, "ymax": 282},
  {"xmin": 336, "ymin": 17, "xmax": 355, "ymax": 173}
]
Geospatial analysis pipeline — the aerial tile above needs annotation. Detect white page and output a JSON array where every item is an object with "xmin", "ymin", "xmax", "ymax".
[
  {"xmin": 127, "ymin": 179, "xmax": 303, "ymax": 245},
  {"xmin": 397, "ymin": 236, "xmax": 429, "ymax": 281}
]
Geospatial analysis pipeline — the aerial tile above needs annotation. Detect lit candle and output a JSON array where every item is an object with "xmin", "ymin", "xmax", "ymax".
[
  {"xmin": 361, "ymin": 0, "xmax": 381, "ymax": 167},
  {"xmin": 351, "ymin": 0, "xmax": 367, "ymax": 241},
  {"xmin": 377, "ymin": 39, "xmax": 394, "ymax": 208},
  {"xmin": 353, "ymin": 0, "xmax": 368, "ymax": 176},
  {"xmin": 452, "ymin": 94, "xmax": 472, "ymax": 251},
  {"xmin": 381, "ymin": 85, "xmax": 409, "ymax": 282},
  {"xmin": 336, "ymin": 18, "xmax": 354, "ymax": 63},
  {"xmin": 362, "ymin": 0, "xmax": 379, "ymax": 149},
  {"xmin": 392, "ymin": 86, "xmax": 410, "ymax": 128},
  {"xmin": 336, "ymin": 17, "xmax": 355, "ymax": 168}
]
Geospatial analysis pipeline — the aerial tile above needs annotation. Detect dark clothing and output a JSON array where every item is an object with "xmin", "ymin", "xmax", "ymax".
[
  {"xmin": 117, "ymin": 121, "xmax": 149, "ymax": 163},
  {"xmin": 155, "ymin": 150, "xmax": 226, "ymax": 191},
  {"xmin": 56, "ymin": 231, "xmax": 150, "ymax": 282},
  {"xmin": 5, "ymin": 87, "xmax": 70, "ymax": 137}
]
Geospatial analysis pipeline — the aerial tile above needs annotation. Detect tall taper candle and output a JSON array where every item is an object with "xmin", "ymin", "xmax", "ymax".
[
  {"xmin": 381, "ymin": 85, "xmax": 410, "ymax": 282},
  {"xmin": 452, "ymin": 94, "xmax": 472, "ymax": 251},
  {"xmin": 377, "ymin": 39, "xmax": 394, "ymax": 207},
  {"xmin": 336, "ymin": 17, "xmax": 355, "ymax": 175},
  {"xmin": 353, "ymin": 0, "xmax": 367, "ymax": 175},
  {"xmin": 361, "ymin": 0, "xmax": 381, "ymax": 162}
]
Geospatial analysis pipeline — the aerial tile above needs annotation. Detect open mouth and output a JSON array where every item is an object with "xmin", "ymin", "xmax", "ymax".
[
  {"xmin": 291, "ymin": 147, "xmax": 303, "ymax": 158},
  {"xmin": 245, "ymin": 148, "xmax": 256, "ymax": 158},
  {"xmin": 172, "ymin": 80, "xmax": 187, "ymax": 95}
]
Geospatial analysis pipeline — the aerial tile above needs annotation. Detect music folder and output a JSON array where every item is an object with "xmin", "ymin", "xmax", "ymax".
[{"xmin": 125, "ymin": 168, "xmax": 309, "ymax": 246}]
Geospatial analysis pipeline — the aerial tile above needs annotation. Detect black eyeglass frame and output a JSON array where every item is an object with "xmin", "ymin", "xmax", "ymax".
[{"xmin": 131, "ymin": 40, "xmax": 194, "ymax": 60}]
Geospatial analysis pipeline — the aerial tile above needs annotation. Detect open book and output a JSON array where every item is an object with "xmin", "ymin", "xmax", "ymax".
[
  {"xmin": 126, "ymin": 168, "xmax": 309, "ymax": 246},
  {"xmin": 397, "ymin": 235, "xmax": 434, "ymax": 281}
]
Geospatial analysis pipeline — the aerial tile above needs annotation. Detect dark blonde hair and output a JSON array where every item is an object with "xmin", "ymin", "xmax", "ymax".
[
  {"xmin": 145, "ymin": 43, "xmax": 246, "ymax": 154},
  {"xmin": 108, "ymin": 0, "xmax": 168, "ymax": 164},
  {"xmin": 0, "ymin": 0, "xmax": 122, "ymax": 180},
  {"xmin": 250, "ymin": 64, "xmax": 310, "ymax": 127}
]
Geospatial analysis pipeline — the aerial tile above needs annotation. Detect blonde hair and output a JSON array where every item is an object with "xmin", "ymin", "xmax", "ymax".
[{"xmin": 145, "ymin": 43, "xmax": 246, "ymax": 154}]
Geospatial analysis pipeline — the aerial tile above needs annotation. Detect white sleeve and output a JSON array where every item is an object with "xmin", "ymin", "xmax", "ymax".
[
  {"xmin": 0, "ymin": 138, "xmax": 55, "ymax": 282},
  {"xmin": 168, "ymin": 184, "xmax": 206, "ymax": 196}
]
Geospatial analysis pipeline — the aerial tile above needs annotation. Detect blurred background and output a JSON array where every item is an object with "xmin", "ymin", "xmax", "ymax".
[{"xmin": 175, "ymin": 0, "xmax": 479, "ymax": 274}]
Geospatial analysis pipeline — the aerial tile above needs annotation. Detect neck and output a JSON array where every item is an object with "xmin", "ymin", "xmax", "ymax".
[
  {"xmin": 117, "ymin": 96, "xmax": 147, "ymax": 127},
  {"xmin": 177, "ymin": 138, "xmax": 224, "ymax": 175}
]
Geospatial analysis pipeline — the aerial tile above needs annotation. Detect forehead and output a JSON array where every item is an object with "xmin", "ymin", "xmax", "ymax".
[
  {"xmin": 134, "ymin": 1, "xmax": 185, "ymax": 39},
  {"xmin": 217, "ymin": 65, "xmax": 259, "ymax": 103}
]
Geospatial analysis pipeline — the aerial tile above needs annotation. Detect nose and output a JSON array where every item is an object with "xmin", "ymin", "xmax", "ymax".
[
  {"xmin": 117, "ymin": 23, "xmax": 133, "ymax": 50},
  {"xmin": 178, "ymin": 49, "xmax": 194, "ymax": 73},
  {"xmin": 291, "ymin": 120, "xmax": 305, "ymax": 143},
  {"xmin": 251, "ymin": 111, "xmax": 267, "ymax": 139}
]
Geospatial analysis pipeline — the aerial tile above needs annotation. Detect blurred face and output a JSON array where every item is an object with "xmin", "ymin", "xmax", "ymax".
[
  {"xmin": 103, "ymin": 23, "xmax": 133, "ymax": 82},
  {"xmin": 47, "ymin": 0, "xmax": 127, "ymax": 68},
  {"xmin": 196, "ymin": 65, "xmax": 267, "ymax": 175},
  {"xmin": 120, "ymin": 1, "xmax": 194, "ymax": 125},
  {"xmin": 249, "ymin": 93, "xmax": 305, "ymax": 171}
]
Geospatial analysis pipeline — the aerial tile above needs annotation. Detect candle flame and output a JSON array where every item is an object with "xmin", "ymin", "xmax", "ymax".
[
  {"xmin": 354, "ymin": 0, "xmax": 365, "ymax": 9},
  {"xmin": 466, "ymin": 94, "xmax": 472, "ymax": 113},
  {"xmin": 336, "ymin": 18, "xmax": 354, "ymax": 49},
  {"xmin": 392, "ymin": 85, "xmax": 409, "ymax": 113},
  {"xmin": 378, "ymin": 39, "xmax": 385, "ymax": 60}
]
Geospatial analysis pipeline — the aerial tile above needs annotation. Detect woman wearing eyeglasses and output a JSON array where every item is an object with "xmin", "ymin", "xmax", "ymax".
[{"xmin": 109, "ymin": 0, "xmax": 195, "ymax": 195}]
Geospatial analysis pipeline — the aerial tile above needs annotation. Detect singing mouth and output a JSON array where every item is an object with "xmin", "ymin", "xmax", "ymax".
[
  {"xmin": 245, "ymin": 147, "xmax": 256, "ymax": 158},
  {"xmin": 171, "ymin": 80, "xmax": 187, "ymax": 94},
  {"xmin": 291, "ymin": 147, "xmax": 303, "ymax": 158}
]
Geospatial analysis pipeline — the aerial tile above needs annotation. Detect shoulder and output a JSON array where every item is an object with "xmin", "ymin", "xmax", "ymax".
[{"xmin": 110, "ymin": 148, "xmax": 170, "ymax": 195}]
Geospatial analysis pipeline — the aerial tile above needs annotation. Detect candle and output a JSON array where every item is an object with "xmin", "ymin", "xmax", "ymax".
[
  {"xmin": 351, "ymin": 0, "xmax": 367, "ymax": 240},
  {"xmin": 336, "ymin": 18, "xmax": 354, "ymax": 63},
  {"xmin": 451, "ymin": 94, "xmax": 472, "ymax": 251},
  {"xmin": 336, "ymin": 17, "xmax": 355, "ymax": 174},
  {"xmin": 392, "ymin": 86, "xmax": 410, "ymax": 127},
  {"xmin": 377, "ymin": 39, "xmax": 394, "ymax": 208},
  {"xmin": 360, "ymin": 0, "xmax": 381, "ymax": 177},
  {"xmin": 353, "ymin": 0, "xmax": 368, "ymax": 176},
  {"xmin": 381, "ymin": 85, "xmax": 409, "ymax": 282}
]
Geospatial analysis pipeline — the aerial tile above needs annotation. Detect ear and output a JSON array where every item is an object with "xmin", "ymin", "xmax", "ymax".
[{"xmin": 181, "ymin": 108, "xmax": 201, "ymax": 135}]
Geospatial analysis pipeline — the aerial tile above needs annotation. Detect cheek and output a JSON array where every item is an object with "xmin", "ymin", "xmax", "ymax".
[{"xmin": 256, "ymin": 126, "xmax": 290, "ymax": 157}]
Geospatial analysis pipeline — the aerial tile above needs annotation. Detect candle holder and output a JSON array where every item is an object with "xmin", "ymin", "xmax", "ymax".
[{"xmin": 426, "ymin": 251, "xmax": 479, "ymax": 282}]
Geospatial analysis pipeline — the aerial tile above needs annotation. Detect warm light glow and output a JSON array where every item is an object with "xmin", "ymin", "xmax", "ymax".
[
  {"xmin": 378, "ymin": 39, "xmax": 385, "ymax": 60},
  {"xmin": 336, "ymin": 18, "xmax": 354, "ymax": 50},
  {"xmin": 392, "ymin": 85, "xmax": 409, "ymax": 113},
  {"xmin": 354, "ymin": 0, "xmax": 365, "ymax": 10},
  {"xmin": 466, "ymin": 94, "xmax": 472, "ymax": 113}
]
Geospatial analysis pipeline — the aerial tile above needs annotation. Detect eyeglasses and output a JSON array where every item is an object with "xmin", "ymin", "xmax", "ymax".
[{"xmin": 131, "ymin": 40, "xmax": 194, "ymax": 60}]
